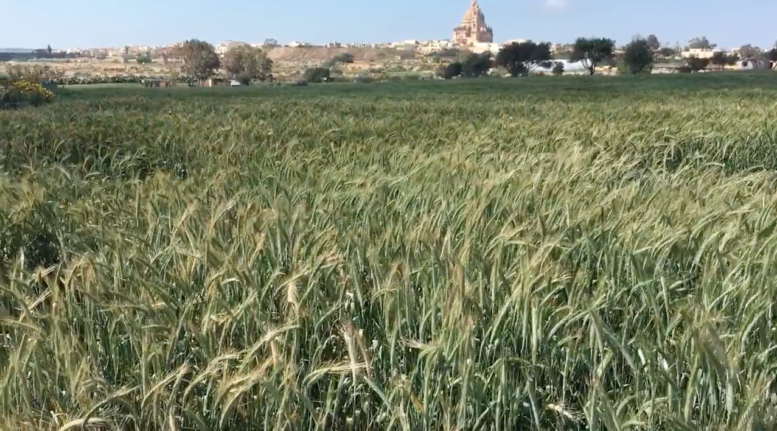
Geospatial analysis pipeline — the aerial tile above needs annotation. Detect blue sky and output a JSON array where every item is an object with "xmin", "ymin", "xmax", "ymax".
[{"xmin": 3, "ymin": 0, "xmax": 776, "ymax": 49}]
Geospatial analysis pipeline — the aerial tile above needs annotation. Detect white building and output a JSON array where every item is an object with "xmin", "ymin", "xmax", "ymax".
[
  {"xmin": 681, "ymin": 48, "xmax": 721, "ymax": 59},
  {"xmin": 739, "ymin": 58, "xmax": 770, "ymax": 70},
  {"xmin": 215, "ymin": 41, "xmax": 246, "ymax": 55},
  {"xmin": 470, "ymin": 42, "xmax": 502, "ymax": 54}
]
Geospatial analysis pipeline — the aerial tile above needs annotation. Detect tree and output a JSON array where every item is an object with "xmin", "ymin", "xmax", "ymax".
[
  {"xmin": 303, "ymin": 67, "xmax": 330, "ymax": 83},
  {"xmin": 646, "ymin": 34, "xmax": 660, "ymax": 52},
  {"xmin": 136, "ymin": 55, "xmax": 152, "ymax": 64},
  {"xmin": 711, "ymin": 51, "xmax": 739, "ymax": 67},
  {"xmin": 47, "ymin": 44, "xmax": 52, "ymax": 57},
  {"xmin": 552, "ymin": 62, "xmax": 564, "ymax": 76},
  {"xmin": 437, "ymin": 62, "xmax": 463, "ymax": 79},
  {"xmin": 688, "ymin": 37, "xmax": 715, "ymax": 50},
  {"xmin": 495, "ymin": 41, "xmax": 553, "ymax": 77},
  {"xmin": 767, "ymin": 48, "xmax": 777, "ymax": 62},
  {"xmin": 224, "ymin": 44, "xmax": 273, "ymax": 85},
  {"xmin": 658, "ymin": 47, "xmax": 676, "ymax": 58},
  {"xmin": 461, "ymin": 52, "xmax": 491, "ymax": 77},
  {"xmin": 178, "ymin": 39, "xmax": 221, "ymax": 81},
  {"xmin": 622, "ymin": 38, "xmax": 654, "ymax": 74},
  {"xmin": 325, "ymin": 52, "xmax": 355, "ymax": 68},
  {"xmin": 263, "ymin": 38, "xmax": 279, "ymax": 48},
  {"xmin": 434, "ymin": 48, "xmax": 460, "ymax": 59},
  {"xmin": 570, "ymin": 37, "xmax": 615, "ymax": 75},
  {"xmin": 684, "ymin": 56, "xmax": 709, "ymax": 72},
  {"xmin": 738, "ymin": 44, "xmax": 762, "ymax": 59}
]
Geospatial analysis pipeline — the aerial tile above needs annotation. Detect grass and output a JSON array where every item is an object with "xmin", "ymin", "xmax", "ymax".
[{"xmin": 2, "ymin": 73, "xmax": 777, "ymax": 430}]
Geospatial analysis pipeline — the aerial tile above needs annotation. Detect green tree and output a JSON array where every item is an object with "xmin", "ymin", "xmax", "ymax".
[
  {"xmin": 688, "ymin": 37, "xmax": 714, "ymax": 50},
  {"xmin": 658, "ymin": 47, "xmax": 676, "ymax": 58},
  {"xmin": 431, "ymin": 48, "xmax": 460, "ymax": 59},
  {"xmin": 711, "ymin": 51, "xmax": 739, "ymax": 67},
  {"xmin": 683, "ymin": 56, "xmax": 710, "ymax": 72},
  {"xmin": 645, "ymin": 34, "xmax": 660, "ymax": 51},
  {"xmin": 324, "ymin": 52, "xmax": 355, "ymax": 72},
  {"xmin": 178, "ymin": 39, "xmax": 221, "ymax": 81},
  {"xmin": 303, "ymin": 67, "xmax": 330, "ymax": 83},
  {"xmin": 495, "ymin": 41, "xmax": 552, "ymax": 77},
  {"xmin": 224, "ymin": 44, "xmax": 273, "ymax": 85},
  {"xmin": 437, "ymin": 62, "xmax": 463, "ymax": 79},
  {"xmin": 461, "ymin": 52, "xmax": 491, "ymax": 78},
  {"xmin": 622, "ymin": 38, "xmax": 654, "ymax": 74},
  {"xmin": 552, "ymin": 61, "xmax": 564, "ymax": 76},
  {"xmin": 570, "ymin": 37, "xmax": 615, "ymax": 75},
  {"xmin": 738, "ymin": 44, "xmax": 761, "ymax": 59},
  {"xmin": 767, "ymin": 48, "xmax": 777, "ymax": 62}
]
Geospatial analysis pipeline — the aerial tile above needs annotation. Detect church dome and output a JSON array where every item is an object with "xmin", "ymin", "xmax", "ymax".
[
  {"xmin": 461, "ymin": 1, "xmax": 486, "ymax": 26},
  {"xmin": 452, "ymin": 0, "xmax": 494, "ymax": 44}
]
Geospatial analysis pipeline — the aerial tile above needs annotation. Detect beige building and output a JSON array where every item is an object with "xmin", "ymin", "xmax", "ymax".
[
  {"xmin": 452, "ymin": 0, "xmax": 494, "ymax": 45},
  {"xmin": 681, "ymin": 48, "xmax": 717, "ymax": 59}
]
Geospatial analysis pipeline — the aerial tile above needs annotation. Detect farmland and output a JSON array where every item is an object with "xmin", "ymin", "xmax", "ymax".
[{"xmin": 2, "ymin": 74, "xmax": 777, "ymax": 430}]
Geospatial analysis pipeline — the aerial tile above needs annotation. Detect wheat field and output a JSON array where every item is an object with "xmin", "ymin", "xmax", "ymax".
[{"xmin": 2, "ymin": 75, "xmax": 777, "ymax": 430}]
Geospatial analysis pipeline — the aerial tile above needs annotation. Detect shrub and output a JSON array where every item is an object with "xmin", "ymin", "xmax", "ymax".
[
  {"xmin": 552, "ymin": 62, "xmax": 565, "ymax": 76},
  {"xmin": 303, "ymin": 67, "xmax": 330, "ymax": 83},
  {"xmin": 354, "ymin": 76, "xmax": 376, "ymax": 84},
  {"xmin": 0, "ymin": 79, "xmax": 55, "ymax": 108},
  {"xmin": 462, "ymin": 53, "xmax": 492, "ymax": 78},
  {"xmin": 437, "ymin": 62, "xmax": 463, "ymax": 80}
]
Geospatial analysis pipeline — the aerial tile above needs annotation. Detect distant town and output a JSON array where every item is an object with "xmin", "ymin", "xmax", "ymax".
[
  {"xmin": 2, "ymin": 0, "xmax": 776, "ymax": 86},
  {"xmin": 4, "ymin": 1, "xmax": 775, "ymax": 63}
]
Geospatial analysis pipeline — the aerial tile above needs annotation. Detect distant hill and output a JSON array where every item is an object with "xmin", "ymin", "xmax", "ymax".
[
  {"xmin": 0, "ymin": 48, "xmax": 32, "ymax": 53},
  {"xmin": 266, "ymin": 47, "xmax": 409, "ymax": 64}
]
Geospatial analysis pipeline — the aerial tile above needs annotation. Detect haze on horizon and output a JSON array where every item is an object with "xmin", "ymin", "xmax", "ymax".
[{"xmin": 3, "ymin": 0, "xmax": 776, "ymax": 49}]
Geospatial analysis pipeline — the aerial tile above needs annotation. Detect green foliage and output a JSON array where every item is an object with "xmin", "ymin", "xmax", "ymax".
[
  {"xmin": 658, "ymin": 47, "xmax": 676, "ymax": 58},
  {"xmin": 3, "ymin": 75, "xmax": 777, "ymax": 429},
  {"xmin": 688, "ymin": 36, "xmax": 715, "ymax": 50},
  {"xmin": 552, "ymin": 61, "xmax": 564, "ymax": 76},
  {"xmin": 571, "ymin": 37, "xmax": 615, "ymax": 75},
  {"xmin": 177, "ymin": 39, "xmax": 221, "ymax": 81},
  {"xmin": 303, "ymin": 67, "xmax": 330, "ymax": 83},
  {"xmin": 437, "ymin": 62, "xmax": 463, "ymax": 79},
  {"xmin": 683, "ymin": 56, "xmax": 710, "ymax": 72},
  {"xmin": 461, "ymin": 52, "xmax": 491, "ymax": 78},
  {"xmin": 738, "ymin": 44, "xmax": 760, "ymax": 59},
  {"xmin": 767, "ymin": 48, "xmax": 777, "ymax": 62},
  {"xmin": 224, "ymin": 44, "xmax": 274, "ymax": 84},
  {"xmin": 428, "ymin": 48, "xmax": 460, "ymax": 59},
  {"xmin": 1, "ymin": 79, "xmax": 55, "ymax": 108},
  {"xmin": 711, "ymin": 51, "xmax": 740, "ymax": 66},
  {"xmin": 496, "ymin": 41, "xmax": 553, "ymax": 77},
  {"xmin": 622, "ymin": 39, "xmax": 654, "ymax": 74},
  {"xmin": 645, "ymin": 34, "xmax": 660, "ymax": 51},
  {"xmin": 136, "ymin": 55, "xmax": 152, "ymax": 64}
]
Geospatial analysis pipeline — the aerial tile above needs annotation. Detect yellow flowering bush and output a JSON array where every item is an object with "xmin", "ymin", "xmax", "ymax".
[{"xmin": 0, "ymin": 78, "xmax": 55, "ymax": 107}]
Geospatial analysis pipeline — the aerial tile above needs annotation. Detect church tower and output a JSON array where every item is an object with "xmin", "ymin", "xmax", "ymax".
[{"xmin": 452, "ymin": 1, "xmax": 494, "ymax": 45}]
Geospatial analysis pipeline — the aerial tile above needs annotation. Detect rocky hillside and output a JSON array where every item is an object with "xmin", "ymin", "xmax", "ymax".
[{"xmin": 266, "ymin": 47, "xmax": 412, "ymax": 64}]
